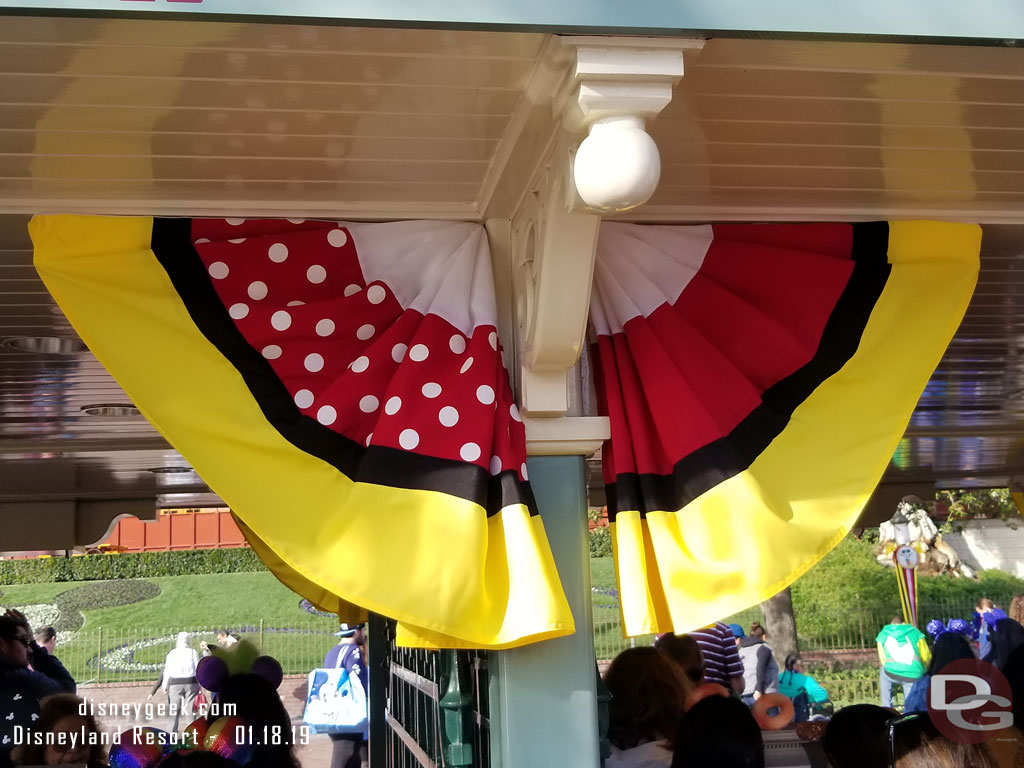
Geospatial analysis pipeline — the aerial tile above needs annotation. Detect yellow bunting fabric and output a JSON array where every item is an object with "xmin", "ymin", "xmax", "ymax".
[
  {"xmin": 31, "ymin": 214, "xmax": 573, "ymax": 649},
  {"xmin": 590, "ymin": 221, "xmax": 980, "ymax": 636}
]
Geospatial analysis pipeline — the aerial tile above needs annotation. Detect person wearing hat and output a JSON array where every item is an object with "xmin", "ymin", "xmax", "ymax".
[{"xmin": 324, "ymin": 623, "xmax": 368, "ymax": 768}]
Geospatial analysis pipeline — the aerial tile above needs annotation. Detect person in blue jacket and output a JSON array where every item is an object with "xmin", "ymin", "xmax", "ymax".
[
  {"xmin": 904, "ymin": 631, "xmax": 975, "ymax": 713},
  {"xmin": 972, "ymin": 598, "xmax": 1008, "ymax": 660},
  {"xmin": 323, "ymin": 623, "xmax": 368, "ymax": 768},
  {"xmin": 778, "ymin": 654, "xmax": 830, "ymax": 719}
]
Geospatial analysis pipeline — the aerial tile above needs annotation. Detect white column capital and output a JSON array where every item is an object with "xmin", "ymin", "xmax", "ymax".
[{"xmin": 551, "ymin": 37, "xmax": 703, "ymax": 213}]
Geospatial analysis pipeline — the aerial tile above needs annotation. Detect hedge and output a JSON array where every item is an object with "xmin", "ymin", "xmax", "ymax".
[
  {"xmin": 589, "ymin": 527, "xmax": 612, "ymax": 558},
  {"xmin": 0, "ymin": 548, "xmax": 267, "ymax": 585}
]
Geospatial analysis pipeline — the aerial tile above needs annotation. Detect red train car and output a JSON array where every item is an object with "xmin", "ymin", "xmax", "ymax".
[{"xmin": 102, "ymin": 508, "xmax": 247, "ymax": 552}]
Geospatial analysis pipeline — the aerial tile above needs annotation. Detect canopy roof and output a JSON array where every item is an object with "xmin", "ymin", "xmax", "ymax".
[{"xmin": 2, "ymin": 16, "xmax": 1024, "ymax": 548}]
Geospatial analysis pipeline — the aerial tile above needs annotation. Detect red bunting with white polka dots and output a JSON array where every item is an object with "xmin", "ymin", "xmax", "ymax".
[
  {"xmin": 178, "ymin": 217, "xmax": 528, "ymax": 500},
  {"xmin": 33, "ymin": 213, "xmax": 577, "ymax": 648}
]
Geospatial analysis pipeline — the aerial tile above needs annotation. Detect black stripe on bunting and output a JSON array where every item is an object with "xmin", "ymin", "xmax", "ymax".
[
  {"xmin": 606, "ymin": 221, "xmax": 892, "ymax": 520},
  {"xmin": 150, "ymin": 217, "xmax": 535, "ymax": 517}
]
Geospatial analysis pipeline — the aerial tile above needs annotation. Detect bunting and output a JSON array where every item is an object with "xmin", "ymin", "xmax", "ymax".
[{"xmin": 590, "ymin": 221, "xmax": 979, "ymax": 636}]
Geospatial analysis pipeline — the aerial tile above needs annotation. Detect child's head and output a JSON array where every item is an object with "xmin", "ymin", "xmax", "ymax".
[
  {"xmin": 13, "ymin": 693, "xmax": 106, "ymax": 767},
  {"xmin": 654, "ymin": 633, "xmax": 705, "ymax": 686},
  {"xmin": 604, "ymin": 646, "xmax": 690, "ymax": 750}
]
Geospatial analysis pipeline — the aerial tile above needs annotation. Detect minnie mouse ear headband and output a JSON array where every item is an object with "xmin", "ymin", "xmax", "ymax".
[
  {"xmin": 108, "ymin": 717, "xmax": 254, "ymax": 768},
  {"xmin": 195, "ymin": 639, "xmax": 283, "ymax": 693},
  {"xmin": 926, "ymin": 618, "xmax": 971, "ymax": 641}
]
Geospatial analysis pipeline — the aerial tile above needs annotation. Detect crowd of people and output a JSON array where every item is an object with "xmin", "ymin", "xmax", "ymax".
[
  {"xmin": 604, "ymin": 595, "xmax": 1024, "ymax": 768},
  {"xmin": 7, "ymin": 593, "xmax": 1024, "ymax": 767},
  {"xmin": 0, "ymin": 608, "xmax": 307, "ymax": 768}
]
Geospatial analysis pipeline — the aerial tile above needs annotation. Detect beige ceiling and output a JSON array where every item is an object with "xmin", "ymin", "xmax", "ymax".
[
  {"xmin": 1, "ymin": 17, "xmax": 1023, "ymax": 220},
  {"xmin": 2, "ymin": 14, "xmax": 1024, "ymax": 546}
]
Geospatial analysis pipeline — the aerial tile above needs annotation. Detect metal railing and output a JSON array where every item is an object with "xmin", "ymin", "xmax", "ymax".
[
  {"xmin": 51, "ymin": 621, "xmax": 337, "ymax": 685},
  {"xmin": 592, "ymin": 592, "xmax": 1016, "ymax": 660},
  {"xmin": 374, "ymin": 618, "xmax": 489, "ymax": 768}
]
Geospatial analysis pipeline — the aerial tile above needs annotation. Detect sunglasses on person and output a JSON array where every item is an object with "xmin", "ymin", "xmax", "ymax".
[{"xmin": 887, "ymin": 712, "xmax": 923, "ymax": 768}]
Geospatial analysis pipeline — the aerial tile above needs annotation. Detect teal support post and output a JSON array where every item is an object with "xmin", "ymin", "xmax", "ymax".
[
  {"xmin": 439, "ymin": 649, "xmax": 475, "ymax": 766},
  {"xmin": 490, "ymin": 455, "xmax": 599, "ymax": 768}
]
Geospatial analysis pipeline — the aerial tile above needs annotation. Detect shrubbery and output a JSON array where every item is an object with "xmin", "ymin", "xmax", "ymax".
[
  {"xmin": 790, "ymin": 535, "xmax": 1024, "ymax": 645},
  {"xmin": 0, "ymin": 548, "xmax": 267, "ymax": 585},
  {"xmin": 589, "ymin": 527, "xmax": 612, "ymax": 558},
  {"xmin": 588, "ymin": 507, "xmax": 613, "ymax": 557}
]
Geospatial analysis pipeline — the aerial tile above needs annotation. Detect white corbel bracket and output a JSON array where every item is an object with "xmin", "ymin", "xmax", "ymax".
[
  {"xmin": 556, "ymin": 37, "xmax": 703, "ymax": 213},
  {"xmin": 510, "ymin": 37, "xmax": 702, "ymax": 428}
]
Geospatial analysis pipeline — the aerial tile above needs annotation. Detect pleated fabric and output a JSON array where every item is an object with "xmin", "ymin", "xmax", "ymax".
[
  {"xmin": 31, "ymin": 215, "xmax": 573, "ymax": 650},
  {"xmin": 591, "ymin": 221, "xmax": 980, "ymax": 637}
]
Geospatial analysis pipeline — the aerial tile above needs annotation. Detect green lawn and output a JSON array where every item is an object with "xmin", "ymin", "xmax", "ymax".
[
  {"xmin": 0, "ymin": 582, "xmax": 83, "ymax": 605},
  {"xmin": 82, "ymin": 572, "xmax": 335, "ymax": 633},
  {"xmin": 5, "ymin": 535, "xmax": 1021, "ymax": 697},
  {"xmin": 1, "ymin": 572, "xmax": 336, "ymax": 684}
]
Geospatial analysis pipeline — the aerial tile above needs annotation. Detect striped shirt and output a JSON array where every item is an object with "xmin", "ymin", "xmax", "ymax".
[{"xmin": 690, "ymin": 622, "xmax": 744, "ymax": 686}]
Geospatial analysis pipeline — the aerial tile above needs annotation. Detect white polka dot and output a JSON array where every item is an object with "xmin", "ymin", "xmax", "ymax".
[
  {"xmin": 327, "ymin": 229, "xmax": 348, "ymax": 248},
  {"xmin": 356, "ymin": 324, "xmax": 375, "ymax": 341},
  {"xmin": 489, "ymin": 456, "xmax": 502, "ymax": 475},
  {"xmin": 307, "ymin": 265, "xmax": 327, "ymax": 284},
  {"xmin": 226, "ymin": 218, "xmax": 245, "ymax": 226},
  {"xmin": 488, "ymin": 331, "xmax": 498, "ymax": 351},
  {"xmin": 268, "ymin": 243, "xmax": 288, "ymax": 262},
  {"xmin": 365, "ymin": 433, "xmax": 373, "ymax": 446},
  {"xmin": 316, "ymin": 405, "xmax": 337, "ymax": 425},
  {"xmin": 294, "ymin": 389, "xmax": 314, "ymax": 408},
  {"xmin": 261, "ymin": 344, "xmax": 282, "ymax": 360},
  {"xmin": 228, "ymin": 303, "xmax": 249, "ymax": 320},
  {"xmin": 460, "ymin": 442, "xmax": 481, "ymax": 462},
  {"xmin": 409, "ymin": 344, "xmax": 429, "ymax": 362},
  {"xmin": 343, "ymin": 284, "xmax": 361, "ymax": 297},
  {"xmin": 399, "ymin": 429, "xmax": 420, "ymax": 450},
  {"xmin": 350, "ymin": 356, "xmax": 369, "ymax": 373},
  {"xmin": 510, "ymin": 403, "xmax": 522, "ymax": 422},
  {"xmin": 228, "ymin": 238, "xmax": 246, "ymax": 244},
  {"xmin": 476, "ymin": 385, "xmax": 495, "ymax": 405},
  {"xmin": 287, "ymin": 218, "xmax": 306, "ymax": 224},
  {"xmin": 316, "ymin": 319, "xmax": 335, "ymax": 337},
  {"xmin": 449, "ymin": 335, "xmax": 466, "ymax": 354},
  {"xmin": 460, "ymin": 357, "xmax": 474, "ymax": 374},
  {"xmin": 521, "ymin": 463, "xmax": 529, "ymax": 480},
  {"xmin": 367, "ymin": 285, "xmax": 386, "ymax": 304},
  {"xmin": 359, "ymin": 395, "xmax": 379, "ymax": 413},
  {"xmin": 384, "ymin": 396, "xmax": 402, "ymax": 415},
  {"xmin": 393, "ymin": 428, "xmax": 421, "ymax": 450},
  {"xmin": 439, "ymin": 406, "xmax": 459, "ymax": 427},
  {"xmin": 391, "ymin": 343, "xmax": 407, "ymax": 363},
  {"xmin": 421, "ymin": 382, "xmax": 441, "ymax": 398},
  {"xmin": 248, "ymin": 281, "xmax": 268, "ymax": 300},
  {"xmin": 304, "ymin": 353, "xmax": 324, "ymax": 372},
  {"xmin": 287, "ymin": 301, "xmax": 305, "ymax": 307},
  {"xmin": 271, "ymin": 310, "xmax": 292, "ymax": 331},
  {"xmin": 208, "ymin": 261, "xmax": 229, "ymax": 279},
  {"xmin": 194, "ymin": 238, "xmax": 211, "ymax": 245}
]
